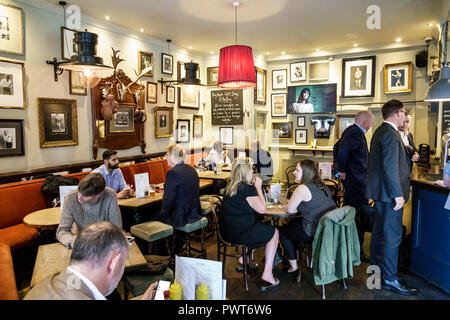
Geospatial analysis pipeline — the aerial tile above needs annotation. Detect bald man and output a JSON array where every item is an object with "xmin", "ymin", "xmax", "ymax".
[{"xmin": 335, "ymin": 111, "xmax": 374, "ymax": 262}]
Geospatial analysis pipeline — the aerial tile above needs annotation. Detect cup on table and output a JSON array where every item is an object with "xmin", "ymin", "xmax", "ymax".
[{"xmin": 149, "ymin": 184, "xmax": 156, "ymax": 197}]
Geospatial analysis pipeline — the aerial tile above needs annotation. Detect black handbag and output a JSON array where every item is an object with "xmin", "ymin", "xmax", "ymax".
[{"xmin": 359, "ymin": 203, "xmax": 376, "ymax": 233}]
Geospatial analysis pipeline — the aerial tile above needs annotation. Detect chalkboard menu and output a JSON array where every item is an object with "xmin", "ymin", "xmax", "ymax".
[
  {"xmin": 211, "ymin": 90, "xmax": 243, "ymax": 125},
  {"xmin": 442, "ymin": 102, "xmax": 450, "ymax": 135}
]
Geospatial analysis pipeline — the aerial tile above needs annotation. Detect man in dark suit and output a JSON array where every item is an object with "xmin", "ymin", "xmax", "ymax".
[
  {"xmin": 399, "ymin": 114, "xmax": 419, "ymax": 169},
  {"xmin": 336, "ymin": 111, "xmax": 374, "ymax": 262},
  {"xmin": 366, "ymin": 100, "xmax": 417, "ymax": 295}
]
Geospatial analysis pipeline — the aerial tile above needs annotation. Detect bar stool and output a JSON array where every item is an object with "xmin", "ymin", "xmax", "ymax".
[
  {"xmin": 130, "ymin": 221, "xmax": 174, "ymax": 255},
  {"xmin": 173, "ymin": 217, "xmax": 208, "ymax": 259}
]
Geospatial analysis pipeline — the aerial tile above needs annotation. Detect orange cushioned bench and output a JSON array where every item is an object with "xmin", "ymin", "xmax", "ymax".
[{"xmin": 0, "ymin": 243, "xmax": 18, "ymax": 300}]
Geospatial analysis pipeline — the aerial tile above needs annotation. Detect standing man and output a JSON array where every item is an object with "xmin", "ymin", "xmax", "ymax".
[
  {"xmin": 398, "ymin": 114, "xmax": 419, "ymax": 169},
  {"xmin": 366, "ymin": 99, "xmax": 417, "ymax": 295},
  {"xmin": 92, "ymin": 149, "xmax": 134, "ymax": 199},
  {"xmin": 336, "ymin": 110, "xmax": 374, "ymax": 262},
  {"xmin": 250, "ymin": 140, "xmax": 273, "ymax": 185}
]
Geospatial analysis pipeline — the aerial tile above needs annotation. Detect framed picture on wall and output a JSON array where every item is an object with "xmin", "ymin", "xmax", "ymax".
[
  {"xmin": 146, "ymin": 81, "xmax": 157, "ymax": 103},
  {"xmin": 0, "ymin": 2, "xmax": 24, "ymax": 55},
  {"xmin": 154, "ymin": 106, "xmax": 173, "ymax": 138},
  {"xmin": 342, "ymin": 56, "xmax": 376, "ymax": 98},
  {"xmin": 0, "ymin": 119, "xmax": 24, "ymax": 157},
  {"xmin": 0, "ymin": 59, "xmax": 25, "ymax": 109},
  {"xmin": 166, "ymin": 86, "xmax": 175, "ymax": 103},
  {"xmin": 295, "ymin": 129, "xmax": 308, "ymax": 144},
  {"xmin": 272, "ymin": 122, "xmax": 293, "ymax": 140},
  {"xmin": 309, "ymin": 61, "xmax": 329, "ymax": 81},
  {"xmin": 176, "ymin": 119, "xmax": 190, "ymax": 143},
  {"xmin": 272, "ymin": 69, "xmax": 287, "ymax": 90},
  {"xmin": 207, "ymin": 66, "xmax": 219, "ymax": 86},
  {"xmin": 384, "ymin": 61, "xmax": 413, "ymax": 94},
  {"xmin": 177, "ymin": 61, "xmax": 200, "ymax": 81},
  {"xmin": 69, "ymin": 70, "xmax": 87, "ymax": 96},
  {"xmin": 220, "ymin": 127, "xmax": 234, "ymax": 145},
  {"xmin": 297, "ymin": 116, "xmax": 305, "ymax": 127},
  {"xmin": 254, "ymin": 67, "xmax": 267, "ymax": 105},
  {"xmin": 193, "ymin": 115, "xmax": 203, "ymax": 138},
  {"xmin": 161, "ymin": 53, "xmax": 173, "ymax": 75},
  {"xmin": 138, "ymin": 50, "xmax": 154, "ymax": 77},
  {"xmin": 178, "ymin": 86, "xmax": 199, "ymax": 109},
  {"xmin": 108, "ymin": 104, "xmax": 135, "ymax": 134},
  {"xmin": 336, "ymin": 115, "xmax": 355, "ymax": 139},
  {"xmin": 61, "ymin": 26, "xmax": 76, "ymax": 60},
  {"xmin": 38, "ymin": 97, "xmax": 78, "ymax": 148},
  {"xmin": 290, "ymin": 61, "xmax": 306, "ymax": 82},
  {"xmin": 271, "ymin": 93, "xmax": 287, "ymax": 117}
]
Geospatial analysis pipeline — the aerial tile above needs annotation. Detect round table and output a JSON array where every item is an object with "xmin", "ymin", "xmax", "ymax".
[
  {"xmin": 264, "ymin": 203, "xmax": 296, "ymax": 225},
  {"xmin": 23, "ymin": 207, "xmax": 61, "ymax": 229}
]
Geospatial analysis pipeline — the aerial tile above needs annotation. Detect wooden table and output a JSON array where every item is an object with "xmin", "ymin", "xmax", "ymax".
[
  {"xmin": 30, "ymin": 238, "xmax": 147, "ymax": 287},
  {"xmin": 197, "ymin": 170, "xmax": 230, "ymax": 181},
  {"xmin": 264, "ymin": 202, "xmax": 296, "ymax": 224},
  {"xmin": 23, "ymin": 207, "xmax": 61, "ymax": 229}
]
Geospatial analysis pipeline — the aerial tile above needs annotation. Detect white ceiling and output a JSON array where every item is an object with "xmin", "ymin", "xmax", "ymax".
[{"xmin": 47, "ymin": 0, "xmax": 446, "ymax": 57}]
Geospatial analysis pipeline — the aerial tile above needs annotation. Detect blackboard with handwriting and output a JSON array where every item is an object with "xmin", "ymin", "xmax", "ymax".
[{"xmin": 211, "ymin": 90, "xmax": 243, "ymax": 125}]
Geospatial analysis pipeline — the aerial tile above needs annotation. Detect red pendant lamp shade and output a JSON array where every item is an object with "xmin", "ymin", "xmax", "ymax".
[{"xmin": 218, "ymin": 45, "xmax": 256, "ymax": 89}]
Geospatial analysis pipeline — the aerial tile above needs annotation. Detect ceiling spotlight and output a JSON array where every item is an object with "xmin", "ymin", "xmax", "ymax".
[
  {"xmin": 210, "ymin": 51, "xmax": 214, "ymax": 54},
  {"xmin": 281, "ymin": 51, "xmax": 285, "ymax": 55},
  {"xmin": 105, "ymin": 15, "xmax": 110, "ymax": 20},
  {"xmin": 353, "ymin": 43, "xmax": 358, "ymax": 47},
  {"xmin": 266, "ymin": 52, "xmax": 270, "ymax": 55},
  {"xmin": 139, "ymin": 28, "xmax": 144, "ymax": 33},
  {"xmin": 427, "ymin": 23, "xmax": 434, "ymax": 27},
  {"xmin": 189, "ymin": 46, "xmax": 192, "ymax": 49},
  {"xmin": 396, "ymin": 37, "xmax": 402, "ymax": 42},
  {"xmin": 316, "ymin": 48, "xmax": 321, "ymax": 51}
]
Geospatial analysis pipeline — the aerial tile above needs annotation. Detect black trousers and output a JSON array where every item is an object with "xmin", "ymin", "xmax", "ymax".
[
  {"xmin": 279, "ymin": 218, "xmax": 313, "ymax": 261},
  {"xmin": 370, "ymin": 200, "xmax": 404, "ymax": 281},
  {"xmin": 342, "ymin": 180, "xmax": 368, "ymax": 251}
]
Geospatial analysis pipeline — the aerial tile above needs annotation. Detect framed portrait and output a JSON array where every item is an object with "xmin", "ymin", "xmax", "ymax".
[
  {"xmin": 146, "ymin": 81, "xmax": 157, "ymax": 103},
  {"xmin": 295, "ymin": 129, "xmax": 308, "ymax": 144},
  {"xmin": 193, "ymin": 115, "xmax": 203, "ymax": 138},
  {"xmin": 176, "ymin": 119, "xmax": 190, "ymax": 143},
  {"xmin": 161, "ymin": 53, "xmax": 173, "ymax": 75},
  {"xmin": 69, "ymin": 70, "xmax": 87, "ymax": 96},
  {"xmin": 61, "ymin": 26, "xmax": 76, "ymax": 60},
  {"xmin": 220, "ymin": 127, "xmax": 234, "ymax": 145},
  {"xmin": 290, "ymin": 61, "xmax": 306, "ymax": 82},
  {"xmin": 0, "ymin": 59, "xmax": 25, "ymax": 109},
  {"xmin": 342, "ymin": 56, "xmax": 376, "ymax": 98},
  {"xmin": 309, "ymin": 61, "xmax": 329, "ymax": 81},
  {"xmin": 0, "ymin": 2, "xmax": 24, "ymax": 55},
  {"xmin": 154, "ymin": 106, "xmax": 173, "ymax": 138},
  {"xmin": 287, "ymin": 84, "xmax": 337, "ymax": 114},
  {"xmin": 297, "ymin": 116, "xmax": 305, "ymax": 127},
  {"xmin": 138, "ymin": 50, "xmax": 154, "ymax": 77},
  {"xmin": 311, "ymin": 116, "xmax": 335, "ymax": 139},
  {"xmin": 108, "ymin": 104, "xmax": 135, "ymax": 133},
  {"xmin": 178, "ymin": 86, "xmax": 199, "ymax": 109},
  {"xmin": 254, "ymin": 67, "xmax": 267, "ymax": 105},
  {"xmin": 38, "ymin": 98, "xmax": 78, "ymax": 148},
  {"xmin": 272, "ymin": 122, "xmax": 293, "ymax": 140},
  {"xmin": 177, "ymin": 61, "xmax": 200, "ymax": 81},
  {"xmin": 166, "ymin": 86, "xmax": 175, "ymax": 103},
  {"xmin": 207, "ymin": 66, "xmax": 219, "ymax": 86},
  {"xmin": 336, "ymin": 115, "xmax": 355, "ymax": 139},
  {"xmin": 272, "ymin": 69, "xmax": 287, "ymax": 90},
  {"xmin": 271, "ymin": 93, "xmax": 287, "ymax": 117},
  {"xmin": 384, "ymin": 61, "xmax": 413, "ymax": 94},
  {"xmin": 0, "ymin": 119, "xmax": 24, "ymax": 156}
]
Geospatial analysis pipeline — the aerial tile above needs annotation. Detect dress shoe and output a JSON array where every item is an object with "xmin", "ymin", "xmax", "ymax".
[{"xmin": 382, "ymin": 279, "xmax": 417, "ymax": 296}]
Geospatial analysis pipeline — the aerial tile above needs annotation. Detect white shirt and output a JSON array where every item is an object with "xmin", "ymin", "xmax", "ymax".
[
  {"xmin": 292, "ymin": 103, "xmax": 314, "ymax": 113},
  {"xmin": 67, "ymin": 266, "xmax": 106, "ymax": 300},
  {"xmin": 207, "ymin": 149, "xmax": 231, "ymax": 165},
  {"xmin": 399, "ymin": 130, "xmax": 410, "ymax": 147}
]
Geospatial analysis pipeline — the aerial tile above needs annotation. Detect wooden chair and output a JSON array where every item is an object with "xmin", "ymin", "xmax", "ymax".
[{"xmin": 285, "ymin": 165, "xmax": 297, "ymax": 189}]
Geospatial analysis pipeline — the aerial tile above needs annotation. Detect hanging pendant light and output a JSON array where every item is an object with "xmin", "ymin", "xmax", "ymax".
[{"xmin": 218, "ymin": 1, "xmax": 256, "ymax": 89}]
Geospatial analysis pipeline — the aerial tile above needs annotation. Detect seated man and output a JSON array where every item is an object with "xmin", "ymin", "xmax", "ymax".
[
  {"xmin": 250, "ymin": 140, "xmax": 273, "ymax": 185},
  {"xmin": 92, "ymin": 149, "xmax": 134, "ymax": 199},
  {"xmin": 56, "ymin": 173, "xmax": 122, "ymax": 249},
  {"xmin": 207, "ymin": 141, "xmax": 231, "ymax": 168},
  {"xmin": 25, "ymin": 221, "xmax": 158, "ymax": 300}
]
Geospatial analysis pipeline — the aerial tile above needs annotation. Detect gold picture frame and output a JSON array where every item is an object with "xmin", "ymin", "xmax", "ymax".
[
  {"xmin": 0, "ymin": 2, "xmax": 24, "ymax": 55},
  {"xmin": 38, "ymin": 98, "xmax": 78, "ymax": 148},
  {"xmin": 384, "ymin": 61, "xmax": 413, "ymax": 94},
  {"xmin": 108, "ymin": 104, "xmax": 135, "ymax": 133},
  {"xmin": 154, "ymin": 106, "xmax": 173, "ymax": 138},
  {"xmin": 138, "ymin": 50, "xmax": 154, "ymax": 77}
]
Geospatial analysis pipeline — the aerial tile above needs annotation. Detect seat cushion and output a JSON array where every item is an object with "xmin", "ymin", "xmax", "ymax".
[
  {"xmin": 0, "ymin": 243, "xmax": 18, "ymax": 300},
  {"xmin": 174, "ymin": 217, "xmax": 208, "ymax": 233},
  {"xmin": 0, "ymin": 224, "xmax": 38, "ymax": 250},
  {"xmin": 131, "ymin": 221, "xmax": 173, "ymax": 242},
  {"xmin": 200, "ymin": 201, "xmax": 212, "ymax": 215},
  {"xmin": 124, "ymin": 267, "xmax": 174, "ymax": 297}
]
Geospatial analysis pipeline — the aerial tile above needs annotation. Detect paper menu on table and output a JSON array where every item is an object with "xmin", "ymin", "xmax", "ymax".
[
  {"xmin": 318, "ymin": 162, "xmax": 332, "ymax": 180},
  {"xmin": 175, "ymin": 255, "xmax": 225, "ymax": 300},
  {"xmin": 134, "ymin": 172, "xmax": 149, "ymax": 198},
  {"xmin": 59, "ymin": 185, "xmax": 78, "ymax": 208},
  {"xmin": 270, "ymin": 183, "xmax": 281, "ymax": 203}
]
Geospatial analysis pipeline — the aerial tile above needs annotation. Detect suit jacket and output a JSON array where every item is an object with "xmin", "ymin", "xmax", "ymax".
[
  {"xmin": 407, "ymin": 132, "xmax": 417, "ymax": 153},
  {"xmin": 159, "ymin": 162, "xmax": 202, "ymax": 227},
  {"xmin": 366, "ymin": 122, "xmax": 411, "ymax": 202},
  {"xmin": 24, "ymin": 269, "xmax": 95, "ymax": 300},
  {"xmin": 336, "ymin": 124, "xmax": 368, "ymax": 188}
]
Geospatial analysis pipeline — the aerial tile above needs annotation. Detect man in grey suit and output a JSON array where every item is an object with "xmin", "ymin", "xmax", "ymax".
[{"xmin": 366, "ymin": 99, "xmax": 417, "ymax": 295}]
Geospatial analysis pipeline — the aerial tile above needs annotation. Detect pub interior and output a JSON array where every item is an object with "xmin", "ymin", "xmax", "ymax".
[{"xmin": 0, "ymin": 0, "xmax": 449, "ymax": 302}]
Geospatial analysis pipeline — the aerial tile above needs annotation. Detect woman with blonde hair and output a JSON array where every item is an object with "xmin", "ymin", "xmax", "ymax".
[{"xmin": 221, "ymin": 157, "xmax": 279, "ymax": 291}]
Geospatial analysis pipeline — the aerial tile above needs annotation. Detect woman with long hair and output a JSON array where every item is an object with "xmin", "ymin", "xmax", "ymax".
[
  {"xmin": 280, "ymin": 159, "xmax": 336, "ymax": 275},
  {"xmin": 221, "ymin": 157, "xmax": 280, "ymax": 290},
  {"xmin": 292, "ymin": 88, "xmax": 314, "ymax": 113}
]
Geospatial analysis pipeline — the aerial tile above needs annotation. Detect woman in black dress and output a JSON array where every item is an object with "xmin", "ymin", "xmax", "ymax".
[{"xmin": 221, "ymin": 158, "xmax": 279, "ymax": 289}]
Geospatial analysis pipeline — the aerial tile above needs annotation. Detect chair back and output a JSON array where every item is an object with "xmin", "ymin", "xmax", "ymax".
[
  {"xmin": 286, "ymin": 183, "xmax": 300, "ymax": 200},
  {"xmin": 323, "ymin": 179, "xmax": 339, "ymax": 204},
  {"xmin": 210, "ymin": 195, "xmax": 228, "ymax": 245},
  {"xmin": 285, "ymin": 165, "xmax": 297, "ymax": 188}
]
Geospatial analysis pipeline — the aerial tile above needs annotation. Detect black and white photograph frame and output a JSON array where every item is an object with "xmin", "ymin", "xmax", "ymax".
[
  {"xmin": 271, "ymin": 93, "xmax": 287, "ymax": 117},
  {"xmin": 176, "ymin": 119, "xmax": 190, "ymax": 143},
  {"xmin": 166, "ymin": 86, "xmax": 175, "ymax": 103},
  {"xmin": 161, "ymin": 53, "xmax": 173, "ymax": 75},
  {"xmin": 0, "ymin": 59, "xmax": 25, "ymax": 108},
  {"xmin": 0, "ymin": 119, "xmax": 24, "ymax": 156},
  {"xmin": 297, "ymin": 116, "xmax": 305, "ymax": 127},
  {"xmin": 69, "ymin": 70, "xmax": 87, "ymax": 96},
  {"xmin": 254, "ymin": 67, "xmax": 267, "ymax": 105},
  {"xmin": 207, "ymin": 66, "xmax": 219, "ymax": 86},
  {"xmin": 384, "ymin": 61, "xmax": 413, "ymax": 94},
  {"xmin": 219, "ymin": 127, "xmax": 234, "ymax": 145},
  {"xmin": 193, "ymin": 115, "xmax": 203, "ymax": 138},
  {"xmin": 272, "ymin": 122, "xmax": 293, "ymax": 140},
  {"xmin": 0, "ymin": 2, "xmax": 24, "ymax": 55},
  {"xmin": 272, "ymin": 69, "xmax": 287, "ymax": 90},
  {"xmin": 108, "ymin": 105, "xmax": 135, "ymax": 134},
  {"xmin": 309, "ymin": 61, "xmax": 329, "ymax": 81},
  {"xmin": 295, "ymin": 129, "xmax": 308, "ymax": 144},
  {"xmin": 146, "ymin": 81, "xmax": 157, "ymax": 103},
  {"xmin": 138, "ymin": 50, "xmax": 154, "ymax": 77},
  {"xmin": 342, "ymin": 56, "xmax": 376, "ymax": 98},
  {"xmin": 154, "ymin": 106, "xmax": 173, "ymax": 138},
  {"xmin": 61, "ymin": 26, "xmax": 76, "ymax": 60},
  {"xmin": 290, "ymin": 61, "xmax": 306, "ymax": 82}
]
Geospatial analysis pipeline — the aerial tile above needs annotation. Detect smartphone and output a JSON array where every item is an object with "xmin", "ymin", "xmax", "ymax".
[
  {"xmin": 154, "ymin": 280, "xmax": 171, "ymax": 300},
  {"xmin": 126, "ymin": 236, "xmax": 135, "ymax": 245}
]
